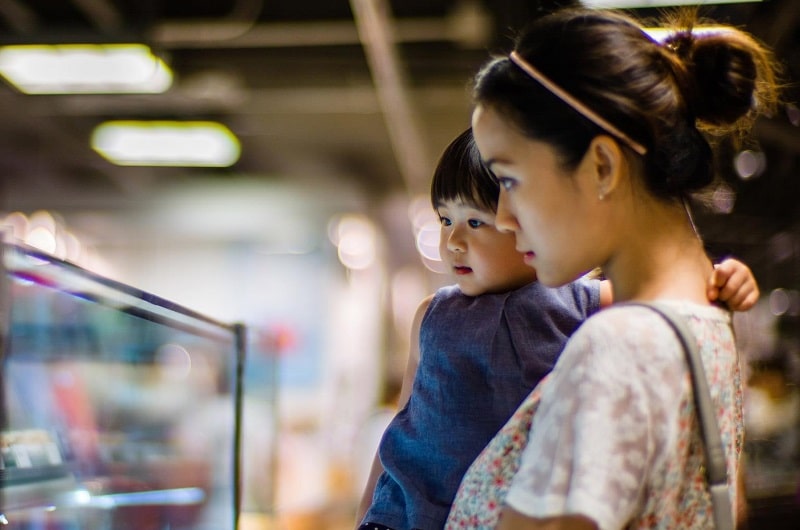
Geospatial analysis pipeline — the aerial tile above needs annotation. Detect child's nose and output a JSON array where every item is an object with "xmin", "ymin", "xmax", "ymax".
[{"xmin": 447, "ymin": 227, "xmax": 466, "ymax": 252}]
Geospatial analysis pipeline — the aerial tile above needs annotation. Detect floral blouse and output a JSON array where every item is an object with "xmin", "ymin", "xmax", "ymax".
[{"xmin": 445, "ymin": 302, "xmax": 742, "ymax": 530}]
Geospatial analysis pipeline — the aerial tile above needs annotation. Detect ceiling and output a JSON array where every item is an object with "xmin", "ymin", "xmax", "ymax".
[{"xmin": 0, "ymin": 0, "xmax": 797, "ymax": 285}]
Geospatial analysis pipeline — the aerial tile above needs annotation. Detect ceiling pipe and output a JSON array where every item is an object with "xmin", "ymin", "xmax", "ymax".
[
  {"xmin": 349, "ymin": 0, "xmax": 433, "ymax": 196},
  {"xmin": 149, "ymin": 0, "xmax": 268, "ymax": 46},
  {"xmin": 151, "ymin": 18, "xmax": 477, "ymax": 49},
  {"xmin": 69, "ymin": 0, "xmax": 123, "ymax": 33},
  {"xmin": 0, "ymin": 0, "xmax": 38, "ymax": 33},
  {"xmin": 151, "ymin": 3, "xmax": 490, "ymax": 50}
]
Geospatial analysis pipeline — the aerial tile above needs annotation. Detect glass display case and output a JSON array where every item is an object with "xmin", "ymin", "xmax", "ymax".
[{"xmin": 0, "ymin": 241, "xmax": 245, "ymax": 530}]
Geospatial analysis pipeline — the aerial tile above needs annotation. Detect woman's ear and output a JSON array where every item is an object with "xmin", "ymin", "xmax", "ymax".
[{"xmin": 589, "ymin": 135, "xmax": 625, "ymax": 200}]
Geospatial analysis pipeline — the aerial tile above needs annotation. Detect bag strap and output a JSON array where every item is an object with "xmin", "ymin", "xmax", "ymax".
[{"xmin": 625, "ymin": 302, "xmax": 734, "ymax": 530}]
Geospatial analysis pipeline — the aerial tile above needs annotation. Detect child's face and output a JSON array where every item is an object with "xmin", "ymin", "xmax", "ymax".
[{"xmin": 436, "ymin": 198, "xmax": 537, "ymax": 296}]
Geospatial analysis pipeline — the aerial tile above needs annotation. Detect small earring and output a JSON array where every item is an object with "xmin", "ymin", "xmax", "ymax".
[{"xmin": 598, "ymin": 192, "xmax": 606, "ymax": 201}]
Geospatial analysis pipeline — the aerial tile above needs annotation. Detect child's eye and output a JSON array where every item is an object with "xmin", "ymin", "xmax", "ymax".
[
  {"xmin": 439, "ymin": 216, "xmax": 452, "ymax": 227},
  {"xmin": 468, "ymin": 219, "xmax": 484, "ymax": 229}
]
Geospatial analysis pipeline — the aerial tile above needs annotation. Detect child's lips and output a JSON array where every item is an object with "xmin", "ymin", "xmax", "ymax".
[{"xmin": 454, "ymin": 265, "xmax": 472, "ymax": 275}]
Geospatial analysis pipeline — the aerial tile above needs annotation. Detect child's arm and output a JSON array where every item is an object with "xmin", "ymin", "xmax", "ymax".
[
  {"xmin": 708, "ymin": 257, "xmax": 759, "ymax": 311},
  {"xmin": 355, "ymin": 451, "xmax": 388, "ymax": 527},
  {"xmin": 354, "ymin": 294, "xmax": 432, "ymax": 528},
  {"xmin": 598, "ymin": 280, "xmax": 613, "ymax": 309}
]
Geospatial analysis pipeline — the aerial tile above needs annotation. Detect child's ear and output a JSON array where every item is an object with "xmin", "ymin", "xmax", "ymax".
[{"xmin": 589, "ymin": 135, "xmax": 625, "ymax": 200}]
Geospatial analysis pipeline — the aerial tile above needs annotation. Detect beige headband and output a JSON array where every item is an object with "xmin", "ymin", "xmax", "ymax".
[{"xmin": 509, "ymin": 51, "xmax": 648, "ymax": 156}]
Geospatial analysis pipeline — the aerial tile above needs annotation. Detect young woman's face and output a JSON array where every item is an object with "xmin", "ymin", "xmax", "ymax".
[
  {"xmin": 472, "ymin": 104, "xmax": 602, "ymax": 287},
  {"xmin": 436, "ymin": 198, "xmax": 536, "ymax": 296}
]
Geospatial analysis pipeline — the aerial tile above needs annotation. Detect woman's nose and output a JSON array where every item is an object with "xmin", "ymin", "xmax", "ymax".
[{"xmin": 495, "ymin": 193, "xmax": 518, "ymax": 233}]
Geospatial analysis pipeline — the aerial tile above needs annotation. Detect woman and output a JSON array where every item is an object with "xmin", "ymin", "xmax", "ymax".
[{"xmin": 445, "ymin": 7, "xmax": 781, "ymax": 530}]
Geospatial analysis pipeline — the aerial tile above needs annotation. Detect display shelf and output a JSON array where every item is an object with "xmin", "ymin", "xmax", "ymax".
[{"xmin": 0, "ymin": 241, "xmax": 245, "ymax": 530}]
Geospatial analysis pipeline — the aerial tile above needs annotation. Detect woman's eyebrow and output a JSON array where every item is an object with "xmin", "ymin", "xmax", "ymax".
[{"xmin": 483, "ymin": 156, "xmax": 512, "ymax": 171}]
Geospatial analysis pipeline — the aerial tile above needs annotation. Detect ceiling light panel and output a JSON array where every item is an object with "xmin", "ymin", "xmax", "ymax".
[
  {"xmin": 91, "ymin": 121, "xmax": 241, "ymax": 167},
  {"xmin": 0, "ymin": 44, "xmax": 172, "ymax": 94}
]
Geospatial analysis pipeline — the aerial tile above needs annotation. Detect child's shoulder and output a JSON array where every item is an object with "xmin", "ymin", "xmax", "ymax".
[
  {"xmin": 435, "ymin": 284, "xmax": 463, "ymax": 297},
  {"xmin": 506, "ymin": 277, "xmax": 601, "ymax": 310},
  {"xmin": 427, "ymin": 284, "xmax": 464, "ymax": 307}
]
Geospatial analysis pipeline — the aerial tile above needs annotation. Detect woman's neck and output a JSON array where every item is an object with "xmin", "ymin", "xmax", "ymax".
[{"xmin": 604, "ymin": 199, "xmax": 714, "ymax": 305}]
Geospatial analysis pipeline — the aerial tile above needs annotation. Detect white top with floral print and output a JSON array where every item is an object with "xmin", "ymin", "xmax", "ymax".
[{"xmin": 445, "ymin": 302, "xmax": 742, "ymax": 530}]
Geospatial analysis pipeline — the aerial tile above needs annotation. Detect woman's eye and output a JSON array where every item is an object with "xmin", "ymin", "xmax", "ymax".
[
  {"xmin": 498, "ymin": 177, "xmax": 515, "ymax": 191},
  {"xmin": 468, "ymin": 219, "xmax": 484, "ymax": 229}
]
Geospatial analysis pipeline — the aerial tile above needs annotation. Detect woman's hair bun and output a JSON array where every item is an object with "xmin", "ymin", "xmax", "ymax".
[
  {"xmin": 662, "ymin": 23, "xmax": 780, "ymax": 132},
  {"xmin": 688, "ymin": 33, "xmax": 758, "ymax": 126}
]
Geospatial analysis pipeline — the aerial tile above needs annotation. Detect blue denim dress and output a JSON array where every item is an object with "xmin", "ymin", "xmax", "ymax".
[{"xmin": 361, "ymin": 278, "xmax": 600, "ymax": 530}]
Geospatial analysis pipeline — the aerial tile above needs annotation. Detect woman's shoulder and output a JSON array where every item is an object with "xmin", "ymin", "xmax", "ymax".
[
  {"xmin": 568, "ymin": 302, "xmax": 659, "ymax": 341},
  {"xmin": 564, "ymin": 301, "xmax": 731, "ymax": 372},
  {"xmin": 583, "ymin": 300, "xmax": 731, "ymax": 329}
]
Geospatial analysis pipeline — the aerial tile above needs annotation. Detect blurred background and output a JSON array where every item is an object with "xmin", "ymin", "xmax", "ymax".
[{"xmin": 0, "ymin": 1, "xmax": 797, "ymax": 529}]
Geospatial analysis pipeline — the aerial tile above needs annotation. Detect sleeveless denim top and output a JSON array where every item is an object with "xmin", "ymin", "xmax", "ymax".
[{"xmin": 361, "ymin": 278, "xmax": 601, "ymax": 530}]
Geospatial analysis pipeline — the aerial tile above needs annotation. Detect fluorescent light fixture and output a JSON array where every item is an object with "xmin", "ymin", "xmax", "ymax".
[
  {"xmin": 0, "ymin": 43, "xmax": 172, "ymax": 94},
  {"xmin": 91, "ymin": 121, "xmax": 241, "ymax": 167},
  {"xmin": 584, "ymin": 0, "xmax": 760, "ymax": 7}
]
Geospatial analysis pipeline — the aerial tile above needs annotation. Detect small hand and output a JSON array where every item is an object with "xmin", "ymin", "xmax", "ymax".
[{"xmin": 708, "ymin": 258, "xmax": 759, "ymax": 311}]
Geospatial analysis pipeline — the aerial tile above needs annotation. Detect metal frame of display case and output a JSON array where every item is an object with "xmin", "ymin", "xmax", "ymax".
[{"xmin": 0, "ymin": 239, "xmax": 246, "ymax": 530}]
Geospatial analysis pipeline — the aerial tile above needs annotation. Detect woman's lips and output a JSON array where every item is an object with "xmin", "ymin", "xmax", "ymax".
[{"xmin": 523, "ymin": 251, "xmax": 535, "ymax": 264}]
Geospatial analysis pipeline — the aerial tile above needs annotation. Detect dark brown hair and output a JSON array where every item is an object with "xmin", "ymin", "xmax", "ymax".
[
  {"xmin": 472, "ymin": 8, "xmax": 781, "ymax": 200},
  {"xmin": 430, "ymin": 127, "xmax": 498, "ymax": 212}
]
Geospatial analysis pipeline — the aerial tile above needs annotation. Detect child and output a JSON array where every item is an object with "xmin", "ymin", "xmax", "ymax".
[{"xmin": 355, "ymin": 128, "xmax": 758, "ymax": 530}]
